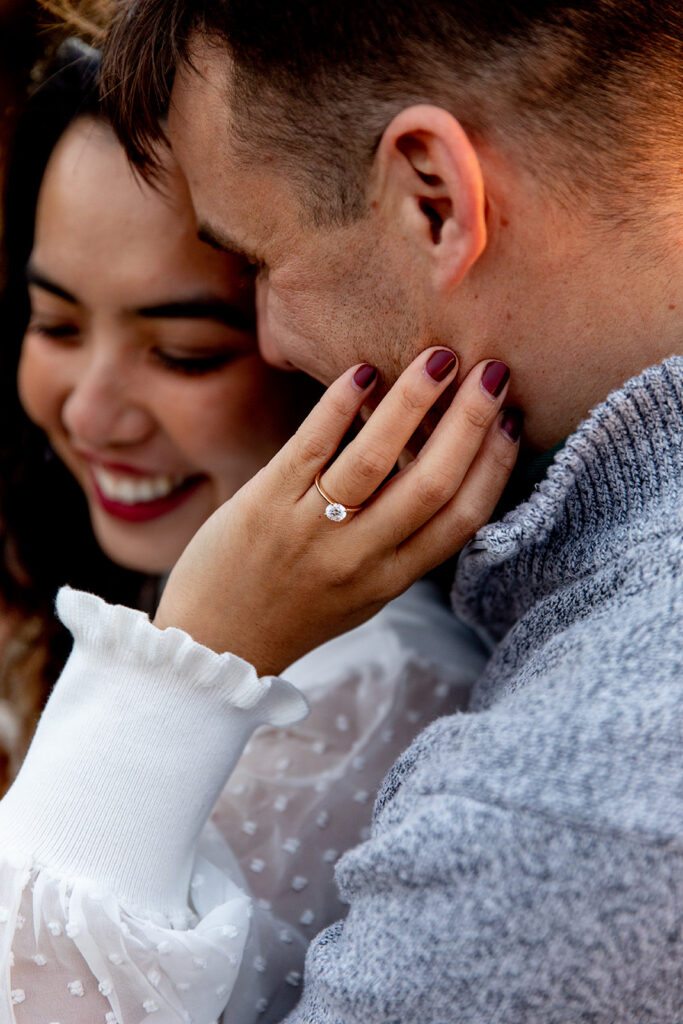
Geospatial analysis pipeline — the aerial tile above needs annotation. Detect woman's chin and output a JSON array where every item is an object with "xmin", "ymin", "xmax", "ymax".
[
  {"xmin": 93, "ymin": 533, "xmax": 179, "ymax": 576},
  {"xmin": 86, "ymin": 481, "xmax": 215, "ymax": 576}
]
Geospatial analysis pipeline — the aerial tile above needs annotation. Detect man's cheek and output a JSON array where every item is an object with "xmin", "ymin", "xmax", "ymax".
[
  {"xmin": 256, "ymin": 324, "xmax": 290, "ymax": 369},
  {"xmin": 257, "ymin": 311, "xmax": 325, "ymax": 377},
  {"xmin": 267, "ymin": 301, "xmax": 336, "ymax": 379},
  {"xmin": 255, "ymin": 284, "xmax": 292, "ymax": 369}
]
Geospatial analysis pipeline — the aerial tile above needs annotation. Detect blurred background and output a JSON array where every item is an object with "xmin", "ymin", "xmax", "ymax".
[{"xmin": 0, "ymin": 0, "xmax": 105, "ymax": 256}]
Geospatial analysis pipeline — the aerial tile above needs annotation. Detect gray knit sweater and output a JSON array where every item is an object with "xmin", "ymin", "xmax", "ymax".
[{"xmin": 286, "ymin": 358, "xmax": 683, "ymax": 1024}]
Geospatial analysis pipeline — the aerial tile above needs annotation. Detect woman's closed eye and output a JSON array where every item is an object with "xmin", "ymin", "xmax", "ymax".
[
  {"xmin": 27, "ymin": 320, "xmax": 80, "ymax": 342},
  {"xmin": 151, "ymin": 347, "xmax": 242, "ymax": 376}
]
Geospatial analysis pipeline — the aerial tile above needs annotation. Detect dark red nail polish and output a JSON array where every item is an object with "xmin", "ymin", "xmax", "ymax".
[
  {"xmin": 425, "ymin": 349, "xmax": 457, "ymax": 382},
  {"xmin": 353, "ymin": 364, "xmax": 377, "ymax": 389},
  {"xmin": 481, "ymin": 360, "xmax": 510, "ymax": 397},
  {"xmin": 500, "ymin": 408, "xmax": 523, "ymax": 442}
]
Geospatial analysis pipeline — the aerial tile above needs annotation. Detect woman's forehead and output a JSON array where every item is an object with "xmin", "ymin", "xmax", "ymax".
[{"xmin": 33, "ymin": 119, "xmax": 250, "ymax": 307}]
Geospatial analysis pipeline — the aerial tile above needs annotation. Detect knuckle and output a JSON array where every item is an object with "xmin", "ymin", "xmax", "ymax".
[
  {"xmin": 296, "ymin": 431, "xmax": 330, "ymax": 466},
  {"xmin": 398, "ymin": 382, "xmax": 428, "ymax": 417},
  {"xmin": 323, "ymin": 550, "xmax": 365, "ymax": 588},
  {"xmin": 414, "ymin": 468, "xmax": 454, "ymax": 509},
  {"xmin": 473, "ymin": 435, "xmax": 519, "ymax": 482},
  {"xmin": 487, "ymin": 438, "xmax": 519, "ymax": 474},
  {"xmin": 462, "ymin": 403, "xmax": 494, "ymax": 433},
  {"xmin": 349, "ymin": 445, "xmax": 388, "ymax": 484},
  {"xmin": 327, "ymin": 390, "xmax": 355, "ymax": 421},
  {"xmin": 449, "ymin": 507, "xmax": 483, "ymax": 543},
  {"xmin": 326, "ymin": 565, "xmax": 352, "ymax": 588}
]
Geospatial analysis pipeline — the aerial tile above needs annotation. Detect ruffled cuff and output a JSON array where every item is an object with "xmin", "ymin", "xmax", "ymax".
[{"xmin": 0, "ymin": 588, "xmax": 308, "ymax": 921}]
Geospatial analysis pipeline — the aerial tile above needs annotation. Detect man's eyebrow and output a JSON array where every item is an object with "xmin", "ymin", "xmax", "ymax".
[
  {"xmin": 26, "ymin": 265, "xmax": 77, "ymax": 304},
  {"xmin": 197, "ymin": 221, "xmax": 259, "ymax": 263},
  {"xmin": 136, "ymin": 298, "xmax": 255, "ymax": 331}
]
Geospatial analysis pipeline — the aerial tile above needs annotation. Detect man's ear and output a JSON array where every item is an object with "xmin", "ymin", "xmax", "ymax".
[{"xmin": 376, "ymin": 105, "xmax": 487, "ymax": 292}]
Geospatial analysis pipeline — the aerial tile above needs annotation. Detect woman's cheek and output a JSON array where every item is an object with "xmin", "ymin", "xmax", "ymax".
[
  {"xmin": 17, "ymin": 335, "xmax": 75, "ymax": 440},
  {"xmin": 17, "ymin": 337, "xmax": 55, "ymax": 430}
]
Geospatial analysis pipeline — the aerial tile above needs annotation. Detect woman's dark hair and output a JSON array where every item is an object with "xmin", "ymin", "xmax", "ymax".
[{"xmin": 0, "ymin": 42, "xmax": 149, "ymax": 786}]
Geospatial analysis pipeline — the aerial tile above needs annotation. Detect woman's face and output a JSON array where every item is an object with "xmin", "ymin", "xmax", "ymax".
[{"xmin": 18, "ymin": 117, "xmax": 311, "ymax": 574}]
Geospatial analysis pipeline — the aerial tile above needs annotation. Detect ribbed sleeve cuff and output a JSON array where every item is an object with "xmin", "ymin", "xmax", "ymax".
[{"xmin": 0, "ymin": 588, "xmax": 308, "ymax": 922}]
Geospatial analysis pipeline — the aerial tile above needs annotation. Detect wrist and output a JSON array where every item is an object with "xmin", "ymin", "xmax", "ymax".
[{"xmin": 0, "ymin": 587, "xmax": 308, "ymax": 916}]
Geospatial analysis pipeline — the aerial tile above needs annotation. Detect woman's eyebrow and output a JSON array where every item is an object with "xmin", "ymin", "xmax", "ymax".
[
  {"xmin": 25, "ymin": 265, "xmax": 77, "ymax": 304},
  {"xmin": 135, "ymin": 299, "xmax": 256, "ymax": 331}
]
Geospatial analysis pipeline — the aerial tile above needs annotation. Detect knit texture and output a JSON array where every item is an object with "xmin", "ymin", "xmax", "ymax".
[
  {"xmin": 0, "ymin": 590, "xmax": 308, "ymax": 921},
  {"xmin": 287, "ymin": 358, "xmax": 683, "ymax": 1024}
]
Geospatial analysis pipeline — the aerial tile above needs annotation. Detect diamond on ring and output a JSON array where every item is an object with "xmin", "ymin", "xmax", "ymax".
[{"xmin": 325, "ymin": 503, "xmax": 347, "ymax": 522}]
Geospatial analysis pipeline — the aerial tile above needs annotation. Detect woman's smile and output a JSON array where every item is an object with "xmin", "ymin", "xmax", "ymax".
[{"xmin": 87, "ymin": 461, "xmax": 207, "ymax": 523}]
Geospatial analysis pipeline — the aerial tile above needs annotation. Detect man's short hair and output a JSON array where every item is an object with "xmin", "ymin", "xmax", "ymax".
[{"xmin": 102, "ymin": 1, "xmax": 682, "ymax": 227}]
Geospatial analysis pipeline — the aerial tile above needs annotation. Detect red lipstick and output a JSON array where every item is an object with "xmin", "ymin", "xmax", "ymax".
[{"xmin": 90, "ymin": 473, "xmax": 204, "ymax": 523}]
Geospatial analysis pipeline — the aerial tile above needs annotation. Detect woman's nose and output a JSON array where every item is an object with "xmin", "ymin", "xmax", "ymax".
[{"xmin": 60, "ymin": 355, "xmax": 154, "ymax": 449}]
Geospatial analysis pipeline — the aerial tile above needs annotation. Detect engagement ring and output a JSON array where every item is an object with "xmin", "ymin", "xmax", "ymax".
[{"xmin": 314, "ymin": 472, "xmax": 364, "ymax": 522}]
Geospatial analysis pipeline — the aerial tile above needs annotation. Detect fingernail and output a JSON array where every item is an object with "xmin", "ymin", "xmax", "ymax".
[
  {"xmin": 500, "ymin": 408, "xmax": 523, "ymax": 442},
  {"xmin": 353, "ymin": 364, "xmax": 377, "ymax": 389},
  {"xmin": 425, "ymin": 349, "xmax": 457, "ymax": 382},
  {"xmin": 481, "ymin": 360, "xmax": 510, "ymax": 397}
]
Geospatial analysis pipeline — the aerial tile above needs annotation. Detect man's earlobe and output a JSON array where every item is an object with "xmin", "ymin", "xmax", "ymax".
[{"xmin": 378, "ymin": 106, "xmax": 487, "ymax": 291}]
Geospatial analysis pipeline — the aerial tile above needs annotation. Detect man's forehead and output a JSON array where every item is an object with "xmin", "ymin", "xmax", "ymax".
[
  {"xmin": 168, "ymin": 50, "xmax": 255, "ymax": 238},
  {"xmin": 169, "ymin": 41, "xmax": 236, "ymax": 163},
  {"xmin": 168, "ymin": 66, "xmax": 304, "ymax": 269}
]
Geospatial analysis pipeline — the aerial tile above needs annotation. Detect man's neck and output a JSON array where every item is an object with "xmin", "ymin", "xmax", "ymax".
[{"xmin": 465, "ymin": 203, "xmax": 683, "ymax": 451}]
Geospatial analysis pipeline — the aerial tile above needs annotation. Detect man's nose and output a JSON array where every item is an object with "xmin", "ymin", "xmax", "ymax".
[
  {"xmin": 60, "ymin": 354, "xmax": 154, "ymax": 449},
  {"xmin": 255, "ymin": 279, "xmax": 294, "ymax": 370}
]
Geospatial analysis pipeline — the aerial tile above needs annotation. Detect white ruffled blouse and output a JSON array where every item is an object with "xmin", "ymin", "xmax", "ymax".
[{"xmin": 0, "ymin": 581, "xmax": 487, "ymax": 1023}]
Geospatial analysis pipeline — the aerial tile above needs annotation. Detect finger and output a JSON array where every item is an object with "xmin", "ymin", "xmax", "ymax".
[
  {"xmin": 319, "ymin": 346, "xmax": 459, "ymax": 507},
  {"xmin": 393, "ymin": 407, "xmax": 522, "ymax": 579},
  {"xmin": 275, "ymin": 363, "xmax": 379, "ymax": 495},
  {"xmin": 351, "ymin": 359, "xmax": 512, "ymax": 544}
]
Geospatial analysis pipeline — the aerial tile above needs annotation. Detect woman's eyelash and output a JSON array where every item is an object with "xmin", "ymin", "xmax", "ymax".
[
  {"xmin": 31, "ymin": 323, "xmax": 79, "ymax": 340},
  {"xmin": 29, "ymin": 324, "xmax": 240, "ymax": 376},
  {"xmin": 152, "ymin": 349, "xmax": 237, "ymax": 375}
]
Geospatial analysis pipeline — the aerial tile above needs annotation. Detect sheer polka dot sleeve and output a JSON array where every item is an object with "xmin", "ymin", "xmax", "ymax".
[{"xmin": 212, "ymin": 581, "xmax": 488, "ymax": 956}]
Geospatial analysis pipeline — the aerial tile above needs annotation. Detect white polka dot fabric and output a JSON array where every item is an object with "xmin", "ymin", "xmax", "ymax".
[{"xmin": 0, "ymin": 582, "xmax": 487, "ymax": 1022}]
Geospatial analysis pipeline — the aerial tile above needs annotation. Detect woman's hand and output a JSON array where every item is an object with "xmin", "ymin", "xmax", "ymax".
[{"xmin": 154, "ymin": 349, "xmax": 521, "ymax": 673}]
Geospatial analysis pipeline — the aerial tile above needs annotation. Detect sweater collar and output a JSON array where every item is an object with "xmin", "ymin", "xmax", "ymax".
[{"xmin": 452, "ymin": 356, "xmax": 683, "ymax": 641}]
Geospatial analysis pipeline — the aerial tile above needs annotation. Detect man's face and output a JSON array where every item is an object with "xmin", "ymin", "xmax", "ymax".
[
  {"xmin": 168, "ymin": 43, "xmax": 440, "ymax": 396},
  {"xmin": 163, "ymin": 36, "xmax": 681, "ymax": 455}
]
